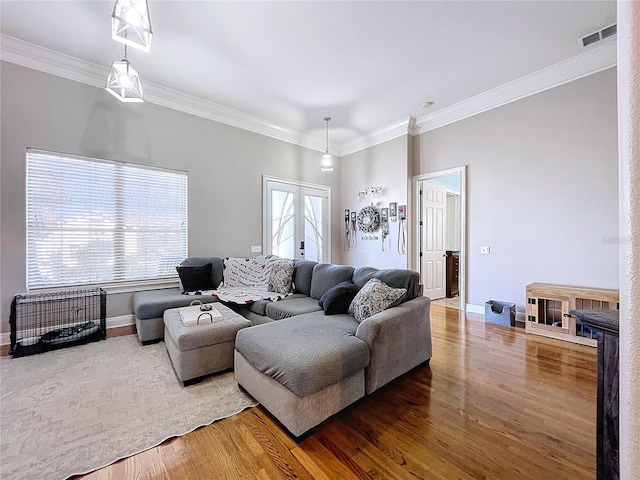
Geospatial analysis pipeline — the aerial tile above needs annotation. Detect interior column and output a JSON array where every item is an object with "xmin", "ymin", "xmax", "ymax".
[{"xmin": 617, "ymin": 1, "xmax": 640, "ymax": 478}]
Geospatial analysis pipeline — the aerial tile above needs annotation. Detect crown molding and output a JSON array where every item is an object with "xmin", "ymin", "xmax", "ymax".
[
  {"xmin": 1, "ymin": 34, "xmax": 617, "ymax": 156},
  {"xmin": 335, "ymin": 40, "xmax": 616, "ymax": 155},
  {"xmin": 415, "ymin": 39, "xmax": 617, "ymax": 134},
  {"xmin": 339, "ymin": 116, "xmax": 416, "ymax": 157},
  {"xmin": 0, "ymin": 34, "xmax": 329, "ymax": 153},
  {"xmin": 0, "ymin": 34, "xmax": 107, "ymax": 87}
]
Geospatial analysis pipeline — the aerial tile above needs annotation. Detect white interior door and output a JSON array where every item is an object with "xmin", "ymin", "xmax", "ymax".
[
  {"xmin": 420, "ymin": 181, "xmax": 447, "ymax": 299},
  {"xmin": 264, "ymin": 178, "xmax": 330, "ymax": 262}
]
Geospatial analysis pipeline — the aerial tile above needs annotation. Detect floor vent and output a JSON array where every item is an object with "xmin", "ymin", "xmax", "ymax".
[{"xmin": 581, "ymin": 24, "xmax": 617, "ymax": 47}]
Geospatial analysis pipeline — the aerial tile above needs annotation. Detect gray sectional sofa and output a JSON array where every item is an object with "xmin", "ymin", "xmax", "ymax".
[{"xmin": 132, "ymin": 256, "xmax": 432, "ymax": 438}]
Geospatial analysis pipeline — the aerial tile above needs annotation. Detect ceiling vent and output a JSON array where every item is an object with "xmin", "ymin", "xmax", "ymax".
[{"xmin": 581, "ymin": 24, "xmax": 617, "ymax": 47}]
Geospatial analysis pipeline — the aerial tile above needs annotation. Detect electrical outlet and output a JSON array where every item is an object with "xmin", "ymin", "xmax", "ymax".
[
  {"xmin": 480, "ymin": 246, "xmax": 490, "ymax": 254},
  {"xmin": 251, "ymin": 245, "xmax": 262, "ymax": 253}
]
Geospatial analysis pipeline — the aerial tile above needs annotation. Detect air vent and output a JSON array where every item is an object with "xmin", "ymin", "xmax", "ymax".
[
  {"xmin": 581, "ymin": 23, "xmax": 617, "ymax": 47},
  {"xmin": 582, "ymin": 32, "xmax": 601, "ymax": 47},
  {"xmin": 601, "ymin": 24, "xmax": 617, "ymax": 39}
]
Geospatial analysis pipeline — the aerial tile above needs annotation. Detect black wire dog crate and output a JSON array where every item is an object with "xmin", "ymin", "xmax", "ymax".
[{"xmin": 10, "ymin": 288, "xmax": 106, "ymax": 358}]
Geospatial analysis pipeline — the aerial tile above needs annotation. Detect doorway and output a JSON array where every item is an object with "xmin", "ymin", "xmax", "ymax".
[
  {"xmin": 414, "ymin": 166, "xmax": 466, "ymax": 310},
  {"xmin": 263, "ymin": 176, "xmax": 331, "ymax": 262}
]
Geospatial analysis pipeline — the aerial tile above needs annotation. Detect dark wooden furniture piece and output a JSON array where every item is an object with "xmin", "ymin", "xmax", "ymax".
[
  {"xmin": 445, "ymin": 250, "xmax": 459, "ymax": 298},
  {"xmin": 570, "ymin": 309, "xmax": 619, "ymax": 480}
]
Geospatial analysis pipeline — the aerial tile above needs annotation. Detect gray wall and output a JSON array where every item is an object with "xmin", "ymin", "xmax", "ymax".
[
  {"xmin": 415, "ymin": 67, "xmax": 619, "ymax": 312},
  {"xmin": 339, "ymin": 135, "xmax": 410, "ymax": 269},
  {"xmin": 0, "ymin": 62, "xmax": 341, "ymax": 330},
  {"xmin": 0, "ymin": 61, "xmax": 619, "ymax": 332}
]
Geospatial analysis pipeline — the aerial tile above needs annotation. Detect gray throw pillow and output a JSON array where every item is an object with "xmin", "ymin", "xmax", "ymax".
[
  {"xmin": 268, "ymin": 260, "xmax": 295, "ymax": 294},
  {"xmin": 348, "ymin": 278, "xmax": 406, "ymax": 323}
]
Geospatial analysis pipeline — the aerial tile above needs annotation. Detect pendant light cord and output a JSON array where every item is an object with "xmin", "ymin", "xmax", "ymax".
[
  {"xmin": 123, "ymin": 28, "xmax": 128, "ymax": 61},
  {"xmin": 324, "ymin": 116, "xmax": 331, "ymax": 153}
]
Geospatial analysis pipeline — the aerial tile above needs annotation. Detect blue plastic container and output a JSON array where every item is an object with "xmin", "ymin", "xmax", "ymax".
[{"xmin": 485, "ymin": 300, "xmax": 516, "ymax": 327}]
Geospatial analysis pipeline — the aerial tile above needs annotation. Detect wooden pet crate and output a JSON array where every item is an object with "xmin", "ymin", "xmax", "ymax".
[{"xmin": 525, "ymin": 283, "xmax": 619, "ymax": 347}]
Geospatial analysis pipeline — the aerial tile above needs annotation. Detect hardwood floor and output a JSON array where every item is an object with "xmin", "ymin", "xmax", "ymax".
[
  {"xmin": 430, "ymin": 296, "xmax": 461, "ymax": 309},
  {"xmin": 79, "ymin": 305, "xmax": 597, "ymax": 480}
]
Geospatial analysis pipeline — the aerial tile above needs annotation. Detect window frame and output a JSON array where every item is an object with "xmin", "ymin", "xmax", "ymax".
[{"xmin": 25, "ymin": 149, "xmax": 188, "ymax": 292}]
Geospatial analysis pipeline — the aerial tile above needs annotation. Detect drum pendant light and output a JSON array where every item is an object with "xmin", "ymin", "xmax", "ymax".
[{"xmin": 321, "ymin": 116, "xmax": 334, "ymax": 172}]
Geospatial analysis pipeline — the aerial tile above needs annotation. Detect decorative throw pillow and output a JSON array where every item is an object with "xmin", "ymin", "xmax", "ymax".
[
  {"xmin": 176, "ymin": 263, "xmax": 214, "ymax": 292},
  {"xmin": 318, "ymin": 281, "xmax": 360, "ymax": 315},
  {"xmin": 268, "ymin": 259, "xmax": 295, "ymax": 294},
  {"xmin": 348, "ymin": 278, "xmax": 406, "ymax": 323},
  {"xmin": 224, "ymin": 257, "xmax": 271, "ymax": 288}
]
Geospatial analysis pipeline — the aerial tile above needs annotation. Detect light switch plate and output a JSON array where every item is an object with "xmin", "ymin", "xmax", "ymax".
[
  {"xmin": 251, "ymin": 245, "xmax": 262, "ymax": 253},
  {"xmin": 480, "ymin": 246, "xmax": 490, "ymax": 254}
]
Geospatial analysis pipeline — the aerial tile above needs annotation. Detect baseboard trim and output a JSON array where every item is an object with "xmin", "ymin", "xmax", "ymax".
[
  {"xmin": 107, "ymin": 314, "xmax": 136, "ymax": 329},
  {"xmin": 0, "ymin": 314, "xmax": 136, "ymax": 348},
  {"xmin": 465, "ymin": 303, "xmax": 485, "ymax": 315}
]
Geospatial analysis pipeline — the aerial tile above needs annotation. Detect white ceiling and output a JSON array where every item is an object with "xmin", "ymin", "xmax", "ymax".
[{"xmin": 0, "ymin": 1, "xmax": 617, "ymax": 150}]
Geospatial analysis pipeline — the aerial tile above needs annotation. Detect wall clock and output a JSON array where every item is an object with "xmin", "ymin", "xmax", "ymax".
[{"xmin": 357, "ymin": 206, "xmax": 381, "ymax": 233}]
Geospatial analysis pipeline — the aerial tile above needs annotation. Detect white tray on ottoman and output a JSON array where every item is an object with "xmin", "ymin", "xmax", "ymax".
[{"xmin": 164, "ymin": 303, "xmax": 252, "ymax": 386}]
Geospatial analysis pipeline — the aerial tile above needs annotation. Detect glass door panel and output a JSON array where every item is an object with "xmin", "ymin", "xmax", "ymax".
[
  {"xmin": 264, "ymin": 178, "xmax": 330, "ymax": 261},
  {"xmin": 304, "ymin": 194, "xmax": 324, "ymax": 262},
  {"xmin": 271, "ymin": 189, "xmax": 295, "ymax": 259}
]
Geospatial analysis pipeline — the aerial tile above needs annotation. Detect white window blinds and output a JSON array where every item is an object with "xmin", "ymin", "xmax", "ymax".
[{"xmin": 26, "ymin": 149, "xmax": 188, "ymax": 290}]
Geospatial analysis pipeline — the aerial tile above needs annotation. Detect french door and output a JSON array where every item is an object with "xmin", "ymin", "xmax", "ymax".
[{"xmin": 263, "ymin": 177, "xmax": 330, "ymax": 262}]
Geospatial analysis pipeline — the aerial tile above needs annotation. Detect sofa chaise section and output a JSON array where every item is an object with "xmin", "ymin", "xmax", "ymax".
[
  {"xmin": 234, "ymin": 312, "xmax": 369, "ymax": 437},
  {"xmin": 234, "ymin": 267, "xmax": 431, "ymax": 437}
]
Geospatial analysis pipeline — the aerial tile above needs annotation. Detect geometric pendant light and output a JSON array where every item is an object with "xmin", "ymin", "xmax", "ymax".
[
  {"xmin": 321, "ymin": 116, "xmax": 334, "ymax": 171},
  {"xmin": 105, "ymin": 45, "xmax": 144, "ymax": 102},
  {"xmin": 112, "ymin": 0, "xmax": 153, "ymax": 52}
]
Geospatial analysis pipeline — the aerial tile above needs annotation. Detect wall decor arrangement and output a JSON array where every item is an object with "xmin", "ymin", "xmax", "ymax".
[{"xmin": 357, "ymin": 206, "xmax": 381, "ymax": 233}]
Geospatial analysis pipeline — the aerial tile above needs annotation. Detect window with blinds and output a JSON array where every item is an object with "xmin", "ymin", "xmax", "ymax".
[{"xmin": 26, "ymin": 149, "xmax": 188, "ymax": 290}]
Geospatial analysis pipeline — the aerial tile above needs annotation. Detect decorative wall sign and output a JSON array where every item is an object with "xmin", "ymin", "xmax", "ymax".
[{"xmin": 357, "ymin": 206, "xmax": 381, "ymax": 233}]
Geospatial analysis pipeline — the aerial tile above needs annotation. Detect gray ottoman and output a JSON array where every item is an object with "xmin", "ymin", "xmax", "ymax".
[{"xmin": 164, "ymin": 303, "xmax": 252, "ymax": 385}]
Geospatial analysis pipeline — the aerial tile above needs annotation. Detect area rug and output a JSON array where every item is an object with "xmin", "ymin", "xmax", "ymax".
[{"xmin": 0, "ymin": 335, "xmax": 257, "ymax": 479}]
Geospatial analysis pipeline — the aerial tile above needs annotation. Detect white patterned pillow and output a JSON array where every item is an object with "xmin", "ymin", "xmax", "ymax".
[
  {"xmin": 348, "ymin": 278, "xmax": 406, "ymax": 323},
  {"xmin": 224, "ymin": 257, "xmax": 271, "ymax": 288},
  {"xmin": 268, "ymin": 259, "xmax": 295, "ymax": 294}
]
